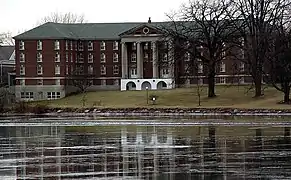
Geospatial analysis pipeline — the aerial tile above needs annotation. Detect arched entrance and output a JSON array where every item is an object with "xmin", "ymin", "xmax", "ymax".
[
  {"xmin": 157, "ymin": 81, "xmax": 167, "ymax": 89},
  {"xmin": 126, "ymin": 81, "xmax": 136, "ymax": 90},
  {"xmin": 141, "ymin": 81, "xmax": 151, "ymax": 90}
]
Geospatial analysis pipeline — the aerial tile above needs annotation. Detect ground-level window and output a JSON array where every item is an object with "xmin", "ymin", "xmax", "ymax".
[
  {"xmin": 47, "ymin": 92, "xmax": 61, "ymax": 100},
  {"xmin": 219, "ymin": 77, "xmax": 226, "ymax": 84},
  {"xmin": 20, "ymin": 92, "xmax": 34, "ymax": 100}
]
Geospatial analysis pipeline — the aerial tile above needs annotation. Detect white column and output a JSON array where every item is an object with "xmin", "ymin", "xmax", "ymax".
[
  {"xmin": 137, "ymin": 42, "xmax": 142, "ymax": 78},
  {"xmin": 121, "ymin": 42, "xmax": 128, "ymax": 78},
  {"xmin": 152, "ymin": 41, "xmax": 158, "ymax": 78}
]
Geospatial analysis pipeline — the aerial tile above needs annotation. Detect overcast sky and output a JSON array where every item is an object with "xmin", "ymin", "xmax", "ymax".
[{"xmin": 1, "ymin": 0, "xmax": 187, "ymax": 36}]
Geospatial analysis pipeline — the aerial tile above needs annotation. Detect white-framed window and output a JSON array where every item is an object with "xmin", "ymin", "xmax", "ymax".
[
  {"xmin": 65, "ymin": 52, "xmax": 69, "ymax": 62},
  {"xmin": 114, "ymin": 79, "xmax": 119, "ymax": 86},
  {"xmin": 75, "ymin": 41, "xmax": 78, "ymax": 50},
  {"xmin": 55, "ymin": 52, "xmax": 60, "ymax": 62},
  {"xmin": 132, "ymin": 42, "xmax": 137, "ymax": 50},
  {"xmin": 54, "ymin": 40, "xmax": 60, "ymax": 50},
  {"xmin": 113, "ymin": 53, "xmax": 119, "ymax": 62},
  {"xmin": 47, "ymin": 92, "xmax": 61, "ymax": 100},
  {"xmin": 55, "ymin": 79, "xmax": 60, "ymax": 85},
  {"xmin": 37, "ymin": 52, "xmax": 42, "ymax": 62},
  {"xmin": 88, "ymin": 53, "xmax": 94, "ymax": 63},
  {"xmin": 144, "ymin": 43, "xmax": 149, "ymax": 50},
  {"xmin": 100, "ymin": 65, "xmax": 106, "ymax": 75},
  {"xmin": 113, "ymin": 65, "xmax": 119, "ymax": 74},
  {"xmin": 88, "ymin": 65, "xmax": 93, "ymax": 75},
  {"xmin": 220, "ymin": 62, "xmax": 226, "ymax": 72},
  {"xmin": 55, "ymin": 65, "xmax": 60, "ymax": 75},
  {"xmin": 184, "ymin": 52, "xmax": 190, "ymax": 61},
  {"xmin": 219, "ymin": 77, "xmax": 226, "ymax": 84},
  {"xmin": 21, "ymin": 92, "xmax": 33, "ymax": 100},
  {"xmin": 101, "ymin": 79, "xmax": 106, "ymax": 86},
  {"xmin": 198, "ymin": 63, "xmax": 203, "ymax": 73},
  {"xmin": 70, "ymin": 53, "xmax": 73, "ymax": 62},
  {"xmin": 161, "ymin": 68, "xmax": 169, "ymax": 77},
  {"xmin": 66, "ymin": 65, "xmax": 69, "ymax": 75},
  {"xmin": 37, "ymin": 65, "xmax": 43, "ymax": 75},
  {"xmin": 20, "ymin": 79, "xmax": 25, "ymax": 86},
  {"xmin": 113, "ymin": 41, "xmax": 118, "ymax": 50},
  {"xmin": 20, "ymin": 53, "xmax": 25, "ymax": 62},
  {"xmin": 65, "ymin": 40, "xmax": 69, "ymax": 50},
  {"xmin": 37, "ymin": 40, "xmax": 42, "ymax": 50},
  {"xmin": 37, "ymin": 79, "xmax": 43, "ymax": 86},
  {"xmin": 70, "ymin": 41, "xmax": 73, "ymax": 50},
  {"xmin": 78, "ymin": 41, "xmax": 84, "ymax": 51},
  {"xmin": 20, "ymin": 65, "xmax": 25, "ymax": 75},
  {"xmin": 163, "ymin": 53, "xmax": 168, "ymax": 62},
  {"xmin": 100, "ymin": 41, "xmax": 106, "ymax": 50},
  {"xmin": 78, "ymin": 53, "xmax": 84, "ymax": 63},
  {"xmin": 131, "ymin": 53, "xmax": 136, "ymax": 62},
  {"xmin": 130, "ymin": 68, "xmax": 137, "ymax": 78},
  {"xmin": 88, "ymin": 41, "xmax": 93, "ymax": 51},
  {"xmin": 19, "ymin": 41, "xmax": 25, "ymax": 50},
  {"xmin": 239, "ymin": 62, "xmax": 245, "ymax": 72},
  {"xmin": 100, "ymin": 53, "xmax": 106, "ymax": 63}
]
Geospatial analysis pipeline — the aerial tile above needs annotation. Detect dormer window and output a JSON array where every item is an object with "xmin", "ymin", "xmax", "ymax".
[
  {"xmin": 100, "ymin": 41, "xmax": 106, "ymax": 50},
  {"xmin": 19, "ymin": 41, "xmax": 25, "ymax": 50},
  {"xmin": 88, "ymin": 41, "xmax": 93, "ymax": 51},
  {"xmin": 37, "ymin": 40, "xmax": 42, "ymax": 50},
  {"xmin": 54, "ymin": 40, "xmax": 60, "ymax": 50}
]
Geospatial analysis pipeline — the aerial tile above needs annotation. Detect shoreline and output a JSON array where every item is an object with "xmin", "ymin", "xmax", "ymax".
[{"xmin": 2, "ymin": 107, "xmax": 291, "ymax": 117}]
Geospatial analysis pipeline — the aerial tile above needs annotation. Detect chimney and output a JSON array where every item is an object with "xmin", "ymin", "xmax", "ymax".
[{"xmin": 148, "ymin": 17, "xmax": 152, "ymax": 23}]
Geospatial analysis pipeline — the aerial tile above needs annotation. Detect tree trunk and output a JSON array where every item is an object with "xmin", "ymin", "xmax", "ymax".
[
  {"xmin": 283, "ymin": 86, "xmax": 290, "ymax": 103},
  {"xmin": 254, "ymin": 73, "xmax": 262, "ymax": 97},
  {"xmin": 208, "ymin": 74, "xmax": 216, "ymax": 98}
]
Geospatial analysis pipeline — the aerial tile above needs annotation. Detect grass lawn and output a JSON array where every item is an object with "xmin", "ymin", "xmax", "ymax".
[{"xmin": 36, "ymin": 85, "xmax": 291, "ymax": 109}]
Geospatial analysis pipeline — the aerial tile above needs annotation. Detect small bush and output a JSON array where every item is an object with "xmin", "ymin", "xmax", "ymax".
[
  {"xmin": 31, "ymin": 104, "xmax": 49, "ymax": 114},
  {"xmin": 12, "ymin": 101, "xmax": 29, "ymax": 113}
]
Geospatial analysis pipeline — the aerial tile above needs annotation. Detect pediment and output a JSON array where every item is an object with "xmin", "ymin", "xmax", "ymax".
[{"xmin": 119, "ymin": 24, "xmax": 163, "ymax": 37}]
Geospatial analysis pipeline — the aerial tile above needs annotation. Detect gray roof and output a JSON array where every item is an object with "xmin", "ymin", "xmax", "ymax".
[
  {"xmin": 0, "ymin": 46, "xmax": 14, "ymax": 60},
  {"xmin": 13, "ymin": 22, "xmax": 167, "ymax": 40}
]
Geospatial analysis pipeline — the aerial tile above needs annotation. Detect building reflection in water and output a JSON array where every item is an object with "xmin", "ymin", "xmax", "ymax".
[{"xmin": 1, "ymin": 125, "xmax": 291, "ymax": 179}]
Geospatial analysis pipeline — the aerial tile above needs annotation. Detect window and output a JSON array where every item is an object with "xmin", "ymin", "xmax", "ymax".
[
  {"xmin": 20, "ymin": 65, "xmax": 25, "ymax": 75},
  {"xmin": 100, "ymin": 65, "xmax": 106, "ymax": 75},
  {"xmin": 101, "ymin": 79, "xmax": 106, "ymax": 86},
  {"xmin": 114, "ymin": 79, "xmax": 119, "ymax": 86},
  {"xmin": 239, "ymin": 62, "xmax": 245, "ymax": 72},
  {"xmin": 20, "ymin": 53, "xmax": 25, "ymax": 62},
  {"xmin": 66, "ymin": 65, "xmax": 69, "ymax": 75},
  {"xmin": 130, "ymin": 68, "xmax": 137, "ymax": 78},
  {"xmin": 88, "ymin": 53, "xmax": 94, "ymax": 63},
  {"xmin": 37, "ymin": 40, "xmax": 42, "ymax": 50},
  {"xmin": 55, "ymin": 52, "xmax": 60, "ymax": 62},
  {"xmin": 144, "ymin": 53, "xmax": 149, "ymax": 62},
  {"xmin": 47, "ymin": 92, "xmax": 61, "ymax": 100},
  {"xmin": 113, "ymin": 41, "xmax": 118, "ymax": 50},
  {"xmin": 70, "ymin": 53, "xmax": 73, "ymax": 62},
  {"xmin": 70, "ymin": 41, "xmax": 73, "ymax": 50},
  {"xmin": 184, "ymin": 52, "xmax": 190, "ymax": 61},
  {"xmin": 75, "ymin": 41, "xmax": 78, "ymax": 50},
  {"xmin": 55, "ymin": 65, "xmax": 60, "ymax": 75},
  {"xmin": 54, "ymin": 40, "xmax": 60, "ymax": 50},
  {"xmin": 78, "ymin": 41, "xmax": 84, "ymax": 51},
  {"xmin": 240, "ymin": 37, "xmax": 245, "ymax": 47},
  {"xmin": 222, "ymin": 50, "xmax": 226, "ymax": 59},
  {"xmin": 65, "ymin": 52, "xmax": 69, "ymax": 62},
  {"xmin": 55, "ymin": 79, "xmax": 60, "ymax": 85},
  {"xmin": 220, "ymin": 62, "xmax": 226, "ymax": 72},
  {"xmin": 37, "ymin": 79, "xmax": 43, "ymax": 85},
  {"xmin": 65, "ymin": 40, "xmax": 68, "ymax": 50},
  {"xmin": 219, "ymin": 77, "xmax": 226, "ymax": 84},
  {"xmin": 100, "ymin": 41, "xmax": 106, "ymax": 50},
  {"xmin": 144, "ymin": 43, "xmax": 149, "ymax": 50},
  {"xmin": 163, "ymin": 53, "xmax": 168, "ymax": 62},
  {"xmin": 37, "ymin": 65, "xmax": 43, "ymax": 75},
  {"xmin": 100, "ymin": 53, "xmax": 106, "ymax": 63},
  {"xmin": 162, "ymin": 68, "xmax": 169, "ymax": 77},
  {"xmin": 198, "ymin": 63, "xmax": 203, "ymax": 73},
  {"xmin": 87, "ymin": 41, "xmax": 93, "ymax": 51},
  {"xmin": 21, "ymin": 92, "xmax": 33, "ymax": 100},
  {"xmin": 113, "ymin": 65, "xmax": 119, "ymax": 74},
  {"xmin": 20, "ymin": 79, "xmax": 25, "ymax": 86},
  {"xmin": 131, "ymin": 53, "xmax": 136, "ymax": 62},
  {"xmin": 19, "ymin": 41, "xmax": 25, "ymax": 50},
  {"xmin": 37, "ymin": 52, "xmax": 42, "ymax": 62},
  {"xmin": 132, "ymin": 42, "xmax": 137, "ymax": 50},
  {"xmin": 78, "ymin": 53, "xmax": 84, "ymax": 63},
  {"xmin": 113, "ymin": 53, "xmax": 118, "ymax": 62},
  {"xmin": 88, "ymin": 65, "xmax": 93, "ymax": 75}
]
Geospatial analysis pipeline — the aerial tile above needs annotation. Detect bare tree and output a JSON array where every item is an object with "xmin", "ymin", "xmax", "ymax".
[
  {"xmin": 228, "ymin": 0, "xmax": 291, "ymax": 97},
  {"xmin": 37, "ymin": 12, "xmax": 87, "ymax": 25},
  {"xmin": 0, "ymin": 32, "xmax": 14, "ymax": 45},
  {"xmin": 67, "ymin": 65, "xmax": 93, "ymax": 93},
  {"xmin": 161, "ymin": 0, "xmax": 238, "ymax": 98}
]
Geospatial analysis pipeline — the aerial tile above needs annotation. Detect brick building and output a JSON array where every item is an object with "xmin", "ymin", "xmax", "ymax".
[{"xmin": 13, "ymin": 19, "xmax": 250, "ymax": 101}]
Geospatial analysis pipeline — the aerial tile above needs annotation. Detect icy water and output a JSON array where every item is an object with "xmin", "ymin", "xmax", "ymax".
[{"xmin": 1, "ymin": 116, "xmax": 291, "ymax": 180}]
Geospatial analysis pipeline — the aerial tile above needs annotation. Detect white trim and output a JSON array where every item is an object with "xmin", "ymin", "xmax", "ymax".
[{"xmin": 179, "ymin": 74, "xmax": 252, "ymax": 78}]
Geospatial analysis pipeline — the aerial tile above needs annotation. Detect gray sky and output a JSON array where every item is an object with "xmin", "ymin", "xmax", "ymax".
[{"xmin": 1, "ymin": 0, "xmax": 186, "ymax": 36}]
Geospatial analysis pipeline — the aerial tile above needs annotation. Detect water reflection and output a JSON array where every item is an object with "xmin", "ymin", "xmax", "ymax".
[{"xmin": 1, "ymin": 125, "xmax": 291, "ymax": 179}]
